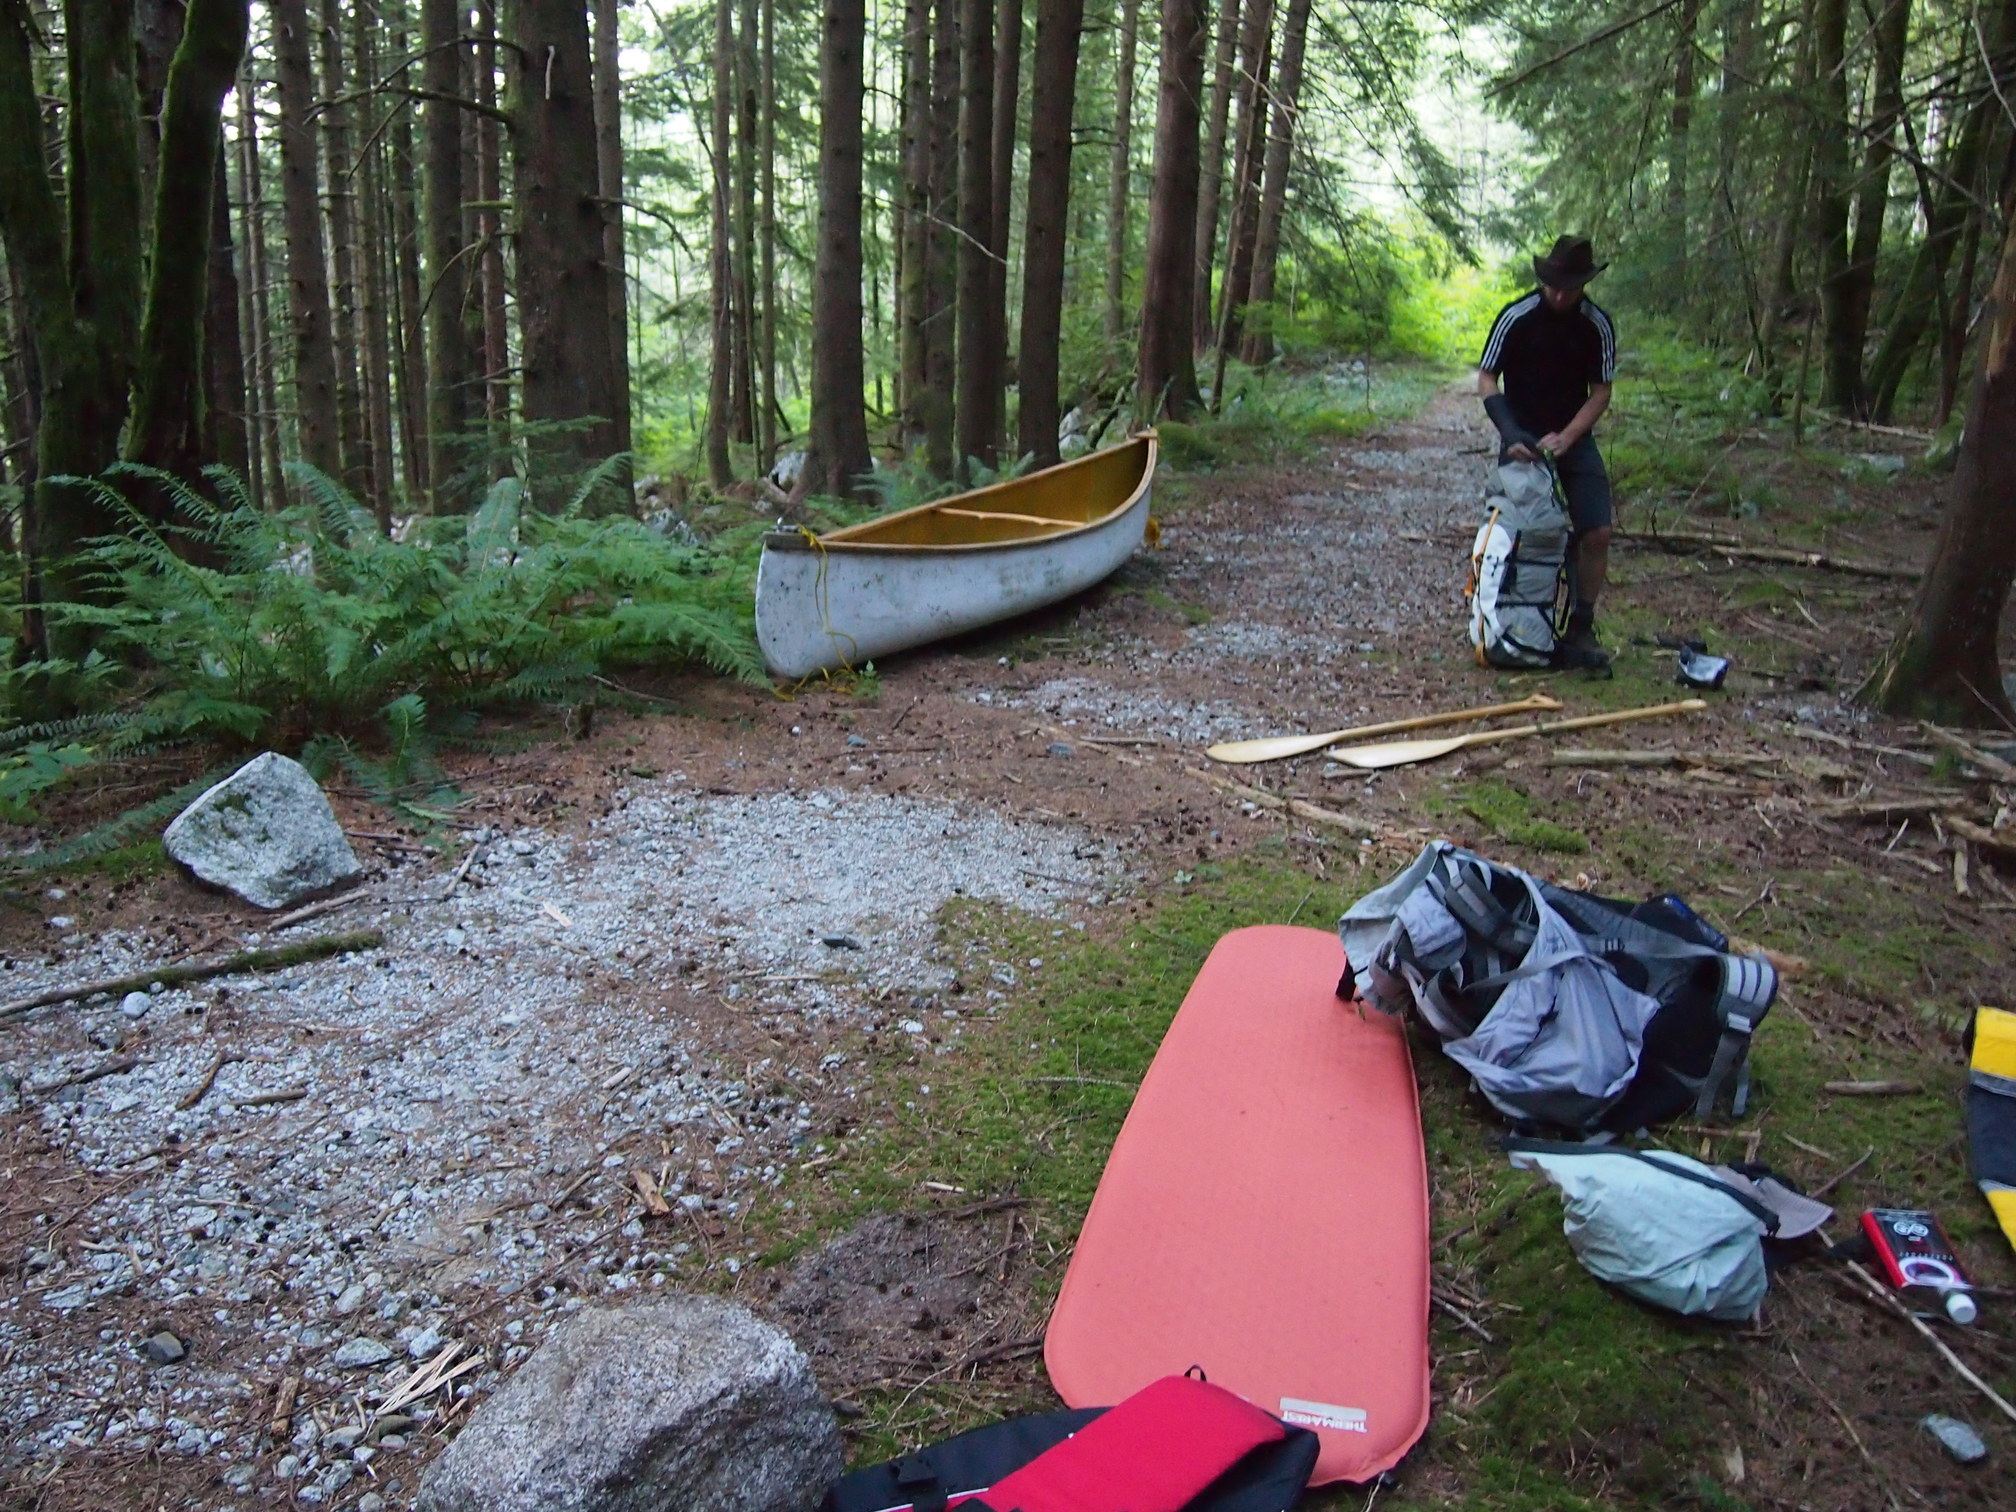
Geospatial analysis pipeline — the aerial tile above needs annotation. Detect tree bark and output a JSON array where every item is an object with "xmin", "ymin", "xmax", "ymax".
[
  {"xmin": 475, "ymin": 1, "xmax": 509, "ymax": 437},
  {"xmin": 989, "ymin": 0, "xmax": 1021, "ymax": 438},
  {"xmin": 512, "ymin": 0, "xmax": 625, "ymax": 492},
  {"xmin": 237, "ymin": 61, "xmax": 287, "ymax": 501},
  {"xmin": 1812, "ymin": 0, "xmax": 1857, "ymax": 411},
  {"xmin": 1210, "ymin": 0, "xmax": 1271, "ymax": 363},
  {"xmin": 1866, "ymin": 209, "xmax": 2016, "ymax": 724},
  {"xmin": 271, "ymin": 0, "xmax": 342, "ymax": 480},
  {"xmin": 1016, "ymin": 0, "xmax": 1084, "ymax": 467},
  {"xmin": 317, "ymin": 0, "xmax": 374, "ymax": 504},
  {"xmin": 759, "ymin": 0, "xmax": 780, "ymax": 464},
  {"xmin": 1237, "ymin": 0, "xmax": 1308, "ymax": 365},
  {"xmin": 732, "ymin": 0, "xmax": 759, "ymax": 446},
  {"xmin": 422, "ymin": 0, "xmax": 471, "ymax": 504},
  {"xmin": 1192, "ymin": 0, "xmax": 1242, "ymax": 348},
  {"xmin": 204, "ymin": 136, "xmax": 252, "ymax": 478},
  {"xmin": 922, "ymin": 0, "xmax": 960, "ymax": 476},
  {"xmin": 954, "ymin": 0, "xmax": 998, "ymax": 474},
  {"xmin": 806, "ymin": 0, "xmax": 874, "ymax": 501},
  {"xmin": 127, "ymin": 0, "xmax": 249, "ymax": 480},
  {"xmin": 386, "ymin": 24, "xmax": 430, "ymax": 503},
  {"xmin": 1104, "ymin": 0, "xmax": 1140, "ymax": 346},
  {"xmin": 1832, "ymin": 0, "xmax": 1912, "ymax": 411},
  {"xmin": 594, "ymin": 0, "xmax": 632, "ymax": 456},
  {"xmin": 1137, "ymin": 0, "xmax": 1209, "ymax": 421},
  {"xmin": 898, "ymin": 0, "xmax": 933, "ymax": 444},
  {"xmin": 355, "ymin": 10, "xmax": 396, "ymax": 529},
  {"xmin": 706, "ymin": 0, "xmax": 735, "ymax": 486}
]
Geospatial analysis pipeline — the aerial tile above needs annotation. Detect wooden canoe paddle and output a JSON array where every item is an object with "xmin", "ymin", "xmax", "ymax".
[
  {"xmin": 1325, "ymin": 699, "xmax": 1710, "ymax": 771},
  {"xmin": 1205, "ymin": 693, "xmax": 1566, "ymax": 765}
]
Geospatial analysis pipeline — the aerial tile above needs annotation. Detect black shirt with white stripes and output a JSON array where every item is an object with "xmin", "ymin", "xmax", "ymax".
[{"xmin": 1478, "ymin": 291, "xmax": 1617, "ymax": 438}]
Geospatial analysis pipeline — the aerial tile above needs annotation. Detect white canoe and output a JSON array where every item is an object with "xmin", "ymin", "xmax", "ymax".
[{"xmin": 754, "ymin": 434, "xmax": 1157, "ymax": 679}]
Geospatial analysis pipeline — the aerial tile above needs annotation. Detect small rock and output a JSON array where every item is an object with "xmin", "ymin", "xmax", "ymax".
[
  {"xmin": 821, "ymin": 934, "xmax": 862, "ymax": 950},
  {"xmin": 222, "ymin": 1463, "xmax": 256, "ymax": 1491},
  {"xmin": 413, "ymin": 1294, "xmax": 839, "ymax": 1512},
  {"xmin": 331, "ymin": 1337, "xmax": 396, "ymax": 1369},
  {"xmin": 162, "ymin": 753, "xmax": 362, "ymax": 910},
  {"xmin": 175, "ymin": 1428, "xmax": 207, "ymax": 1456},
  {"xmin": 407, "ymin": 1325, "xmax": 445, "ymax": 1360},
  {"xmin": 48, "ymin": 914, "xmax": 74, "ymax": 929},
  {"xmin": 1922, "ymin": 1413, "xmax": 1988, "ymax": 1464},
  {"xmin": 141, "ymin": 1331, "xmax": 186, "ymax": 1365},
  {"xmin": 1046, "ymin": 742, "xmax": 1072, "ymax": 758},
  {"xmin": 365, "ymin": 1414, "xmax": 413, "ymax": 1446},
  {"xmin": 277, "ymin": 1454, "xmax": 301, "ymax": 1480},
  {"xmin": 358, "ymin": 1495, "xmax": 385, "ymax": 1512},
  {"xmin": 118, "ymin": 991, "xmax": 151, "ymax": 1020},
  {"xmin": 845, "ymin": 734, "xmax": 869, "ymax": 748},
  {"xmin": 334, "ymin": 1283, "xmax": 366, "ymax": 1314},
  {"xmin": 323, "ymin": 1425, "xmax": 364, "ymax": 1453}
]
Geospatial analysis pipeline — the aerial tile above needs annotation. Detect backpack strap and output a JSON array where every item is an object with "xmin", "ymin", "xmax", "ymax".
[{"xmin": 1695, "ymin": 954, "xmax": 1776, "ymax": 1117}]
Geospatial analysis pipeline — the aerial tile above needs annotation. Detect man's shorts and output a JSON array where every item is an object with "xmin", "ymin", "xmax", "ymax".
[{"xmin": 1552, "ymin": 436, "xmax": 1613, "ymax": 536}]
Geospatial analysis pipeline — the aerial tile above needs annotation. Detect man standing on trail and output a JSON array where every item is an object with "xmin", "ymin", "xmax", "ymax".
[{"xmin": 1477, "ymin": 236, "xmax": 1617, "ymax": 670}]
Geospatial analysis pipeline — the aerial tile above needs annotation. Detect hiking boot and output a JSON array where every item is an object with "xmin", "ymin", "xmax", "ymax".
[{"xmin": 1556, "ymin": 615, "xmax": 1612, "ymax": 673}]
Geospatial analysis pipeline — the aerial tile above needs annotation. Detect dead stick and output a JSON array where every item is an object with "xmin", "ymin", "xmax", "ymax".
[
  {"xmin": 1823, "ymin": 1079, "xmax": 1921, "ymax": 1096},
  {"xmin": 29, "ymin": 1055, "xmax": 139, "ymax": 1095},
  {"xmin": 0, "ymin": 930, "xmax": 385, "ymax": 1026},
  {"xmin": 1843, "ymin": 1259, "xmax": 2016, "ymax": 1423},
  {"xmin": 176, "ymin": 1049, "xmax": 233, "ymax": 1111},
  {"xmin": 269, "ymin": 1374, "xmax": 301, "ymax": 1441},
  {"xmin": 240, "ymin": 1087, "xmax": 308, "ymax": 1107},
  {"xmin": 1431, "ymin": 1290, "xmax": 1496, "ymax": 1343},
  {"xmin": 1617, "ymin": 529, "xmax": 1918, "ymax": 580},
  {"xmin": 1809, "ymin": 1147, "xmax": 1873, "ymax": 1198},
  {"xmin": 958, "ymin": 1334, "xmax": 1045, "ymax": 1369},
  {"xmin": 266, "ymin": 892, "xmax": 361, "ymax": 931},
  {"xmin": 441, "ymin": 838, "xmax": 489, "ymax": 901}
]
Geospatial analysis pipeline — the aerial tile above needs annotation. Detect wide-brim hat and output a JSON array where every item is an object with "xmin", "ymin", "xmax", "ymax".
[{"xmin": 1533, "ymin": 235, "xmax": 1607, "ymax": 289}]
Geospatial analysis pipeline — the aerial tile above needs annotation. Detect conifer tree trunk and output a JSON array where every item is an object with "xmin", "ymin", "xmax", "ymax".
[
  {"xmin": 1016, "ymin": 0, "xmax": 1082, "ymax": 467},
  {"xmin": 386, "ymin": 28, "xmax": 430, "ymax": 502},
  {"xmin": 706, "ymin": 0, "xmax": 735, "ymax": 487},
  {"xmin": 594, "ymin": 0, "xmax": 632, "ymax": 455},
  {"xmin": 1835, "ymin": 0, "xmax": 1911, "ymax": 409},
  {"xmin": 1193, "ymin": 0, "xmax": 1241, "ymax": 348},
  {"xmin": 922, "ymin": 0, "xmax": 960, "ymax": 476},
  {"xmin": 317, "ymin": 0, "xmax": 375, "ymax": 504},
  {"xmin": 127, "ymin": 0, "xmax": 249, "ymax": 481},
  {"xmin": 759, "ymin": 0, "xmax": 779, "ymax": 463},
  {"xmin": 476, "ymin": 2, "xmax": 510, "ymax": 433},
  {"xmin": 204, "ymin": 136, "xmax": 251, "ymax": 478},
  {"xmin": 899, "ymin": 0, "xmax": 933, "ymax": 444},
  {"xmin": 733, "ymin": 0, "xmax": 759, "ymax": 446},
  {"xmin": 1137, "ymin": 0, "xmax": 1209, "ymax": 421},
  {"xmin": 1663, "ymin": 0, "xmax": 1701, "ymax": 307},
  {"xmin": 1812, "ymin": 0, "xmax": 1856, "ymax": 410},
  {"xmin": 1238, "ymin": 0, "xmax": 1307, "ymax": 365},
  {"xmin": 1211, "ymin": 0, "xmax": 1270, "ymax": 361},
  {"xmin": 1867, "ymin": 208, "xmax": 2016, "ymax": 724},
  {"xmin": 237, "ymin": 63, "xmax": 288, "ymax": 500},
  {"xmin": 989, "ymin": 0, "xmax": 1021, "ymax": 440},
  {"xmin": 422, "ymin": 0, "xmax": 470, "ymax": 502},
  {"xmin": 1104, "ymin": 0, "xmax": 1139, "ymax": 347},
  {"xmin": 954, "ymin": 0, "xmax": 998, "ymax": 474},
  {"xmin": 273, "ymin": 0, "xmax": 342, "ymax": 477},
  {"xmin": 807, "ymin": 0, "xmax": 873, "ymax": 500},
  {"xmin": 512, "ymin": 0, "xmax": 625, "ymax": 489}
]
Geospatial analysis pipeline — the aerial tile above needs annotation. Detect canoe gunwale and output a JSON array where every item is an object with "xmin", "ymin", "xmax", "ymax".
[{"xmin": 764, "ymin": 434, "xmax": 1157, "ymax": 555}]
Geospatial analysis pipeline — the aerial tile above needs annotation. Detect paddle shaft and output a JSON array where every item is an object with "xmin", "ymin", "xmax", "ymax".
[
  {"xmin": 1329, "ymin": 699, "xmax": 1709, "ymax": 770},
  {"xmin": 1206, "ymin": 694, "xmax": 1564, "ymax": 764}
]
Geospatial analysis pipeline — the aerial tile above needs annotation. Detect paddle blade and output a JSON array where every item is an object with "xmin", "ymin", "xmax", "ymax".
[
  {"xmin": 1327, "ymin": 732, "xmax": 1478, "ymax": 770},
  {"xmin": 1205, "ymin": 694, "xmax": 1567, "ymax": 765}
]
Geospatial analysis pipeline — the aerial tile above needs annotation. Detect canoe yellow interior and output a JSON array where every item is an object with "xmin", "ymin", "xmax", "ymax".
[{"xmin": 818, "ymin": 433, "xmax": 1155, "ymax": 548}]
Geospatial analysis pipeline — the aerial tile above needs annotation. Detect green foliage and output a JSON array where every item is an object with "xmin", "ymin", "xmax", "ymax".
[
  {"xmin": 0, "ymin": 741, "xmax": 94, "ymax": 823},
  {"xmin": 1460, "ymin": 778, "xmax": 1591, "ymax": 854},
  {"xmin": 1389, "ymin": 254, "xmax": 1529, "ymax": 366},
  {"xmin": 3, "ymin": 463, "xmax": 768, "ymax": 767}
]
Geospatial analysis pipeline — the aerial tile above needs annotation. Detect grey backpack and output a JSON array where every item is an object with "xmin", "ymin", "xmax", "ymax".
[
  {"xmin": 1467, "ymin": 461, "xmax": 1568, "ymax": 668},
  {"xmin": 1340, "ymin": 843, "xmax": 1778, "ymax": 1133}
]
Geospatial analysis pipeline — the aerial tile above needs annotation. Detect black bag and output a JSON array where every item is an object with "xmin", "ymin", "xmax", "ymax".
[{"xmin": 822, "ymin": 1402, "xmax": 1319, "ymax": 1512}]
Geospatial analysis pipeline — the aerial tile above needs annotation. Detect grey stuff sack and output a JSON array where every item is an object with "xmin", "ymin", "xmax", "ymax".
[
  {"xmin": 1506, "ymin": 1139, "xmax": 1778, "ymax": 1321},
  {"xmin": 1468, "ymin": 460, "xmax": 1568, "ymax": 669},
  {"xmin": 1339, "ymin": 842, "xmax": 1776, "ymax": 1133}
]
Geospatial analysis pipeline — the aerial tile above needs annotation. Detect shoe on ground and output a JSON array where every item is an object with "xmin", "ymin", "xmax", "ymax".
[{"xmin": 1555, "ymin": 619, "xmax": 1613, "ymax": 673}]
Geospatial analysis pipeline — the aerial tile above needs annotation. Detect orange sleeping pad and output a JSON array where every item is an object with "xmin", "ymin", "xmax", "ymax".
[{"xmin": 1044, "ymin": 925, "xmax": 1430, "ymax": 1486}]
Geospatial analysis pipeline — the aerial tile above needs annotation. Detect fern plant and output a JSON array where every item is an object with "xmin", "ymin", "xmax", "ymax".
[{"xmin": 3, "ymin": 462, "xmax": 768, "ymax": 776}]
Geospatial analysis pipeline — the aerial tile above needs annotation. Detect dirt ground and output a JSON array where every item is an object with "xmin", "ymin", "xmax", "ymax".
[{"xmin": 2, "ymin": 378, "xmax": 2012, "ymax": 1509}]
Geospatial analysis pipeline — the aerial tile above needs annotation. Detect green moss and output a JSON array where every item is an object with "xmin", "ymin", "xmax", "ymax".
[{"xmin": 1461, "ymin": 778, "xmax": 1590, "ymax": 854}]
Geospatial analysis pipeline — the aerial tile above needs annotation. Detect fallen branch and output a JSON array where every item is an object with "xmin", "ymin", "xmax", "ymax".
[
  {"xmin": 1618, "ymin": 528, "xmax": 1919, "ymax": 580},
  {"xmin": 1843, "ymin": 1259, "xmax": 2016, "ymax": 1424},
  {"xmin": 1430, "ymin": 1289, "xmax": 1496, "ymax": 1344},
  {"xmin": 957, "ymin": 1333, "xmax": 1045, "ymax": 1370},
  {"xmin": 441, "ymin": 837, "xmax": 489, "ymax": 901},
  {"xmin": 1810, "ymin": 794, "xmax": 1963, "ymax": 822},
  {"xmin": 1823, "ymin": 1079, "xmax": 1922, "ymax": 1096},
  {"xmin": 1810, "ymin": 1147, "xmax": 1873, "ymax": 1198},
  {"xmin": 0, "ymin": 930, "xmax": 386, "ymax": 1026},
  {"xmin": 175, "ymin": 1049, "xmax": 235, "ymax": 1111},
  {"xmin": 1921, "ymin": 725, "xmax": 2016, "ymax": 782},
  {"xmin": 266, "ymin": 892, "xmax": 364, "ymax": 931},
  {"xmin": 1948, "ymin": 815, "xmax": 2016, "ymax": 865},
  {"xmin": 1545, "ymin": 747, "xmax": 1779, "ymax": 771},
  {"xmin": 28, "ymin": 1055, "xmax": 139, "ymax": 1095},
  {"xmin": 1189, "ymin": 767, "xmax": 1382, "ymax": 837}
]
